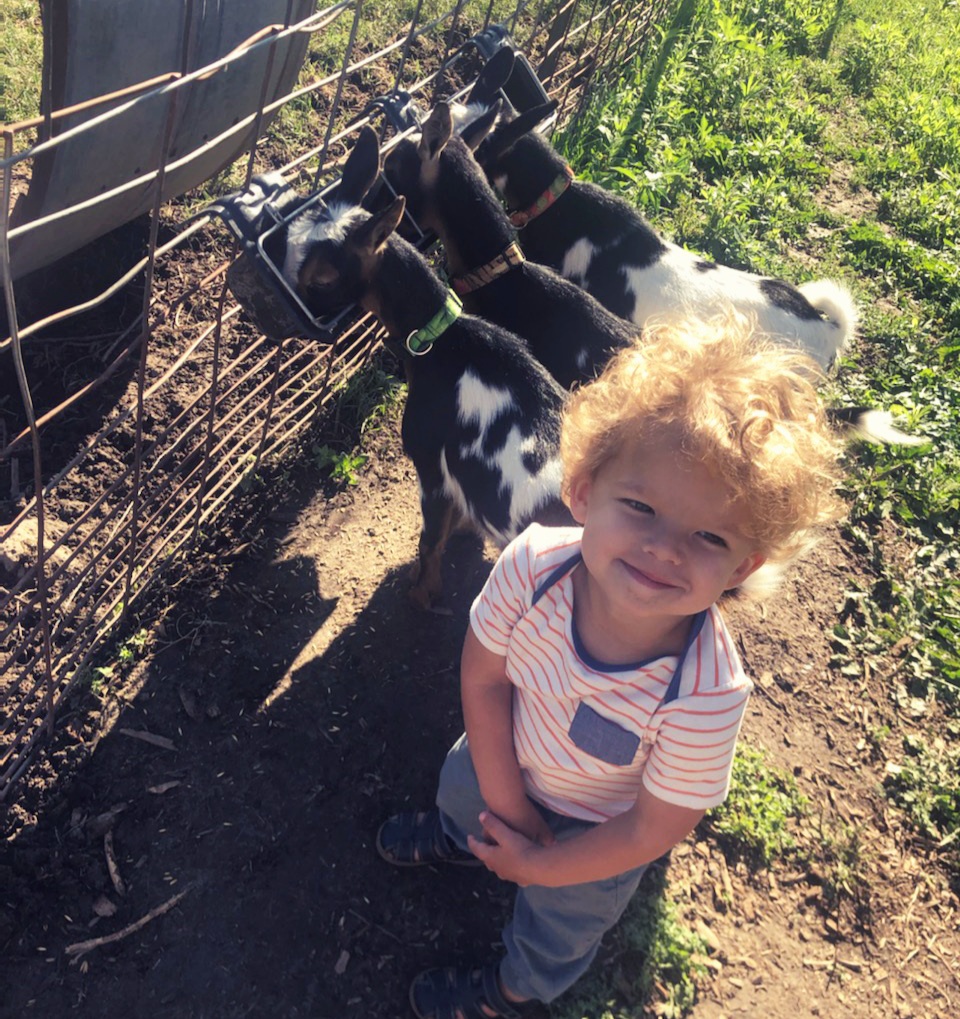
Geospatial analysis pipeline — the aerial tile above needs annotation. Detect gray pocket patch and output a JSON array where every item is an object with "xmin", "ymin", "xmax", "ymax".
[{"xmin": 568, "ymin": 702, "xmax": 640, "ymax": 766}]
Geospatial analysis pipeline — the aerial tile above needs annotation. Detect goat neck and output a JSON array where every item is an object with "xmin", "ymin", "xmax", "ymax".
[
  {"xmin": 429, "ymin": 138, "xmax": 519, "ymax": 278},
  {"xmin": 366, "ymin": 235, "xmax": 456, "ymax": 345},
  {"xmin": 485, "ymin": 131, "xmax": 569, "ymax": 222}
]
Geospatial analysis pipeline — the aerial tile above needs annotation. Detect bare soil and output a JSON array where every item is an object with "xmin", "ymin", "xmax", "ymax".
[{"xmin": 2, "ymin": 402, "xmax": 958, "ymax": 1019}]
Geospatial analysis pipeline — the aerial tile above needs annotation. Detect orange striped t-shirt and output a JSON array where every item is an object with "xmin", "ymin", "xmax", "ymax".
[{"xmin": 469, "ymin": 524, "xmax": 753, "ymax": 822}]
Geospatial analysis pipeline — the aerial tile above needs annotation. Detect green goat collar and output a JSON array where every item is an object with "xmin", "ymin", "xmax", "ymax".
[{"xmin": 404, "ymin": 290, "xmax": 464, "ymax": 355}]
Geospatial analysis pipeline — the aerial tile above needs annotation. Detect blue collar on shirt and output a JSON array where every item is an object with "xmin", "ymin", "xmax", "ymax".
[{"xmin": 531, "ymin": 551, "xmax": 708, "ymax": 704}]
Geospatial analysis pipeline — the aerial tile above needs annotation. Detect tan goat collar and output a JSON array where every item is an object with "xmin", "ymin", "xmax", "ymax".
[
  {"xmin": 508, "ymin": 165, "xmax": 575, "ymax": 228},
  {"xmin": 450, "ymin": 241, "xmax": 526, "ymax": 295}
]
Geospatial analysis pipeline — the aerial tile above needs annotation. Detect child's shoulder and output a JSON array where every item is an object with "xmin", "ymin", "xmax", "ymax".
[
  {"xmin": 681, "ymin": 604, "xmax": 751, "ymax": 695},
  {"xmin": 522, "ymin": 522, "xmax": 583, "ymax": 554},
  {"xmin": 496, "ymin": 523, "xmax": 584, "ymax": 601},
  {"xmin": 516, "ymin": 522, "xmax": 583, "ymax": 569}
]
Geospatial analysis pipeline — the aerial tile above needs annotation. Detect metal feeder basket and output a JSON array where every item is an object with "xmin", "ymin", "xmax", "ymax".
[
  {"xmin": 466, "ymin": 24, "xmax": 554, "ymax": 115},
  {"xmin": 203, "ymin": 173, "xmax": 354, "ymax": 342}
]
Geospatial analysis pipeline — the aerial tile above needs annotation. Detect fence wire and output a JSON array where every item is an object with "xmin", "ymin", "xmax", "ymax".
[{"xmin": 0, "ymin": 0, "xmax": 674, "ymax": 801}]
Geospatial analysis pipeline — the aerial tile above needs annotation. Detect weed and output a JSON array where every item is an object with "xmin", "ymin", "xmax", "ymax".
[
  {"xmin": 884, "ymin": 729, "xmax": 960, "ymax": 865},
  {"xmin": 332, "ymin": 361, "xmax": 406, "ymax": 439},
  {"xmin": 313, "ymin": 444, "xmax": 367, "ymax": 486},
  {"xmin": 90, "ymin": 666, "xmax": 113, "ymax": 697},
  {"xmin": 805, "ymin": 815, "xmax": 873, "ymax": 921},
  {"xmin": 82, "ymin": 627, "xmax": 150, "ymax": 698},
  {"xmin": 308, "ymin": 356, "xmax": 405, "ymax": 487},
  {"xmin": 704, "ymin": 744, "xmax": 807, "ymax": 866}
]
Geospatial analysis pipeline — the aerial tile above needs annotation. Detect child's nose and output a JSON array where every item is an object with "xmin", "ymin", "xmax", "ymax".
[{"xmin": 642, "ymin": 524, "xmax": 683, "ymax": 564}]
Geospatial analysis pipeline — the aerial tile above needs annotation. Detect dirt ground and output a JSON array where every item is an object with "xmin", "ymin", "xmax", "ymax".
[{"xmin": 2, "ymin": 406, "xmax": 958, "ymax": 1019}]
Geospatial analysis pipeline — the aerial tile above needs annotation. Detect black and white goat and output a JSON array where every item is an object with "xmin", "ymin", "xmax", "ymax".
[
  {"xmin": 455, "ymin": 49, "xmax": 855, "ymax": 372},
  {"xmin": 282, "ymin": 126, "xmax": 571, "ymax": 610},
  {"xmin": 379, "ymin": 101, "xmax": 637, "ymax": 390},
  {"xmin": 452, "ymin": 50, "xmax": 922, "ymax": 445}
]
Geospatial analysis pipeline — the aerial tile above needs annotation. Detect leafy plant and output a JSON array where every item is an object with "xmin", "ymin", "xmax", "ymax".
[
  {"xmin": 884, "ymin": 729, "xmax": 960, "ymax": 859},
  {"xmin": 806, "ymin": 816, "xmax": 872, "ymax": 919},
  {"xmin": 704, "ymin": 744, "xmax": 807, "ymax": 865},
  {"xmin": 313, "ymin": 444, "xmax": 367, "ymax": 486}
]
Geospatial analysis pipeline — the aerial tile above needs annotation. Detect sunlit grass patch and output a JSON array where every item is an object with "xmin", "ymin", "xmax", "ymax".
[
  {"xmin": 704, "ymin": 744, "xmax": 807, "ymax": 865},
  {"xmin": 0, "ymin": 0, "xmax": 42, "ymax": 124},
  {"xmin": 884, "ymin": 727, "xmax": 960, "ymax": 870}
]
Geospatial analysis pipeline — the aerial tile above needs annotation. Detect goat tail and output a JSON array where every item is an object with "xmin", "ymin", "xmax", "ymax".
[
  {"xmin": 798, "ymin": 279, "xmax": 859, "ymax": 358},
  {"xmin": 827, "ymin": 406, "xmax": 927, "ymax": 447}
]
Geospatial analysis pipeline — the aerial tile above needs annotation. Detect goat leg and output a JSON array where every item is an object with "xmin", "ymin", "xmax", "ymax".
[{"xmin": 409, "ymin": 492, "xmax": 461, "ymax": 613}]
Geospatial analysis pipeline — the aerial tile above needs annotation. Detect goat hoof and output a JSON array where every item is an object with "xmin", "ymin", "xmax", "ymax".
[{"xmin": 407, "ymin": 584, "xmax": 451, "ymax": 615}]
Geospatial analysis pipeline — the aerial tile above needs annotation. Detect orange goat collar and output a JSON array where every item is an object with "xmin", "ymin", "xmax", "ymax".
[{"xmin": 508, "ymin": 165, "xmax": 575, "ymax": 228}]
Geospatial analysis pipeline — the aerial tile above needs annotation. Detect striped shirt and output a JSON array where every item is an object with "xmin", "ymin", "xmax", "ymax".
[{"xmin": 470, "ymin": 524, "xmax": 753, "ymax": 822}]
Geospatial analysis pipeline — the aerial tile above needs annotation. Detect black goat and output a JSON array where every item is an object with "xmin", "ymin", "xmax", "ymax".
[
  {"xmin": 457, "ymin": 49, "xmax": 857, "ymax": 373},
  {"xmin": 283, "ymin": 127, "xmax": 571, "ymax": 610},
  {"xmin": 380, "ymin": 101, "xmax": 637, "ymax": 390}
]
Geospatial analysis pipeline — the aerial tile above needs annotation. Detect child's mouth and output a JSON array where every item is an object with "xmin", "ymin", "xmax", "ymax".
[{"xmin": 622, "ymin": 561, "xmax": 674, "ymax": 590}]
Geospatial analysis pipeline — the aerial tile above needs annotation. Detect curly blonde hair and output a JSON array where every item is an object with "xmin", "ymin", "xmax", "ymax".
[{"xmin": 560, "ymin": 312, "xmax": 845, "ymax": 568}]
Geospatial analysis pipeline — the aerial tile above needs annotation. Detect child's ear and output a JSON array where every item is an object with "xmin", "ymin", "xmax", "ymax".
[
  {"xmin": 726, "ymin": 552, "xmax": 766, "ymax": 590},
  {"xmin": 567, "ymin": 474, "xmax": 592, "ymax": 525}
]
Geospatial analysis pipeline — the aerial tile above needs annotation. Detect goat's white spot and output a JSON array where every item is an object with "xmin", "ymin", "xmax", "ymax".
[
  {"xmin": 561, "ymin": 238, "xmax": 596, "ymax": 284},
  {"xmin": 282, "ymin": 203, "xmax": 367, "ymax": 286},
  {"xmin": 456, "ymin": 371, "xmax": 515, "ymax": 433},
  {"xmin": 619, "ymin": 246, "xmax": 850, "ymax": 369},
  {"xmin": 440, "ymin": 370, "xmax": 562, "ymax": 545}
]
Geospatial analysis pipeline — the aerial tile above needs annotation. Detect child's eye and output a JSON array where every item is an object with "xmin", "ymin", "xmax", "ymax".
[
  {"xmin": 698, "ymin": 531, "xmax": 728, "ymax": 548},
  {"xmin": 622, "ymin": 499, "xmax": 653, "ymax": 514}
]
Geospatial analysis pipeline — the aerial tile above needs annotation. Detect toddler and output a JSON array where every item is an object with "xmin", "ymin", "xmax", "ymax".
[{"xmin": 378, "ymin": 314, "xmax": 844, "ymax": 1018}]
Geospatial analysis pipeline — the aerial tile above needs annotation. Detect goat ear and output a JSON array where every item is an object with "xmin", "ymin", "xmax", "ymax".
[
  {"xmin": 484, "ymin": 100, "xmax": 557, "ymax": 160},
  {"xmin": 467, "ymin": 47, "xmax": 515, "ymax": 104},
  {"xmin": 461, "ymin": 99, "xmax": 502, "ymax": 151},
  {"xmin": 357, "ymin": 196, "xmax": 406, "ymax": 254},
  {"xmin": 419, "ymin": 102, "xmax": 453, "ymax": 162},
  {"xmin": 340, "ymin": 126, "xmax": 381, "ymax": 205}
]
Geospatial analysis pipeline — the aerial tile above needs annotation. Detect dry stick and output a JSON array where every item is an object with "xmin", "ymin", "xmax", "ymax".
[
  {"xmin": 104, "ymin": 830, "xmax": 126, "ymax": 896},
  {"xmin": 65, "ymin": 887, "xmax": 192, "ymax": 962},
  {"xmin": 118, "ymin": 728, "xmax": 177, "ymax": 751}
]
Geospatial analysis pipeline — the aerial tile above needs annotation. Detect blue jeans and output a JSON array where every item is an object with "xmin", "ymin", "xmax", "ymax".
[{"xmin": 435, "ymin": 733, "xmax": 649, "ymax": 1003}]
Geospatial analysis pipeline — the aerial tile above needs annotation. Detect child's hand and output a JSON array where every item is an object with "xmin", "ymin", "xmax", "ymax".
[
  {"xmin": 486, "ymin": 797, "xmax": 555, "ymax": 849},
  {"xmin": 467, "ymin": 811, "xmax": 546, "ymax": 886}
]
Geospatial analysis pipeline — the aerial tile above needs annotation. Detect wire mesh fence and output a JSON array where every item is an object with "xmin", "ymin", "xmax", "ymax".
[{"xmin": 1, "ymin": 0, "xmax": 674, "ymax": 801}]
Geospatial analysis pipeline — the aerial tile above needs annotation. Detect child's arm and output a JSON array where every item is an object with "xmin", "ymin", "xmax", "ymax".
[
  {"xmin": 461, "ymin": 627, "xmax": 555, "ymax": 847},
  {"xmin": 467, "ymin": 783, "xmax": 704, "ymax": 887}
]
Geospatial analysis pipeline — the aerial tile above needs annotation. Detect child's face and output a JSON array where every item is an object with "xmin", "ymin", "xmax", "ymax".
[{"xmin": 569, "ymin": 429, "xmax": 765, "ymax": 624}]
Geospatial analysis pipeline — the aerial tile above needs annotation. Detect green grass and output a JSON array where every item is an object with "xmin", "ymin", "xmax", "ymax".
[
  {"xmin": 0, "ymin": 0, "xmax": 42, "ymax": 124},
  {"xmin": 311, "ymin": 358, "xmax": 406, "ymax": 486},
  {"xmin": 704, "ymin": 744, "xmax": 807, "ymax": 865},
  {"xmin": 884, "ymin": 726, "xmax": 960, "ymax": 866}
]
